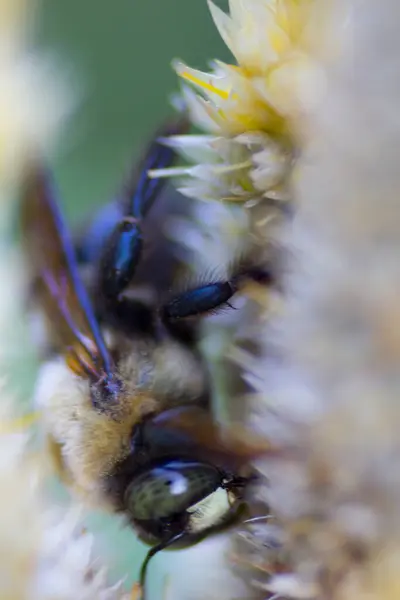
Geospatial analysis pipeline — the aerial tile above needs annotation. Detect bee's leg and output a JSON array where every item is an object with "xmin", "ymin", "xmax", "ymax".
[
  {"xmin": 160, "ymin": 268, "xmax": 273, "ymax": 322},
  {"xmin": 97, "ymin": 116, "xmax": 189, "ymax": 303},
  {"xmin": 139, "ymin": 532, "xmax": 185, "ymax": 600}
]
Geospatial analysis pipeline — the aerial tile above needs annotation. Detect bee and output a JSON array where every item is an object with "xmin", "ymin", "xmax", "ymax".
[{"xmin": 20, "ymin": 117, "xmax": 270, "ymax": 596}]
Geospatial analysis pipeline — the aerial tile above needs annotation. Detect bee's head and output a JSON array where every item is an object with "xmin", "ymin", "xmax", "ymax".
[
  {"xmin": 105, "ymin": 406, "xmax": 268, "ymax": 545},
  {"xmin": 104, "ymin": 405, "xmax": 271, "ymax": 598},
  {"xmin": 123, "ymin": 458, "xmax": 245, "ymax": 544}
]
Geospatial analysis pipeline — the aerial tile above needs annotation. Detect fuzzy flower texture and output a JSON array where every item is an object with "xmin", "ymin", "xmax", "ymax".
[
  {"xmin": 152, "ymin": 0, "xmax": 322, "ymax": 207},
  {"xmin": 0, "ymin": 0, "xmax": 127, "ymax": 598},
  {"xmin": 157, "ymin": 2, "xmax": 400, "ymax": 600}
]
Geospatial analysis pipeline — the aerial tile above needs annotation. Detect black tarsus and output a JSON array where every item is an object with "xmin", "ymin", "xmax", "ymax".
[
  {"xmin": 160, "ymin": 265, "xmax": 274, "ymax": 322},
  {"xmin": 161, "ymin": 280, "xmax": 238, "ymax": 321}
]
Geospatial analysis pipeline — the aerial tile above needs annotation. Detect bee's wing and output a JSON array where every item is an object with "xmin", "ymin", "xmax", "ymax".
[
  {"xmin": 20, "ymin": 167, "xmax": 113, "ymax": 379},
  {"xmin": 122, "ymin": 114, "xmax": 190, "ymax": 220}
]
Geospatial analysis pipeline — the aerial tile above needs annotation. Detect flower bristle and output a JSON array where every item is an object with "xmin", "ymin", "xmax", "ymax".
[{"xmin": 161, "ymin": 1, "xmax": 400, "ymax": 600}]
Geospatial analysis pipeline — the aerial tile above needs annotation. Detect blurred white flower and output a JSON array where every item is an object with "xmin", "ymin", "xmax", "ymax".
[
  {"xmin": 239, "ymin": 1, "xmax": 400, "ymax": 599},
  {"xmin": 0, "ymin": 0, "xmax": 72, "ymax": 193},
  {"xmin": 0, "ymin": 397, "xmax": 128, "ymax": 600},
  {"xmin": 151, "ymin": 0, "xmax": 323, "ymax": 206},
  {"xmin": 0, "ymin": 2, "xmax": 129, "ymax": 598},
  {"xmin": 0, "ymin": 51, "xmax": 71, "ymax": 189}
]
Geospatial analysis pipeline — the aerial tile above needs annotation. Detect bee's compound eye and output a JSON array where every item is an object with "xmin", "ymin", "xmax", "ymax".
[{"xmin": 125, "ymin": 460, "xmax": 221, "ymax": 522}]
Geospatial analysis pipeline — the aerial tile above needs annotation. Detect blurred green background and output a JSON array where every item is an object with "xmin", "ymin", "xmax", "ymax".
[
  {"xmin": 38, "ymin": 0, "xmax": 230, "ymax": 222},
  {"xmin": 34, "ymin": 0, "xmax": 231, "ymax": 595}
]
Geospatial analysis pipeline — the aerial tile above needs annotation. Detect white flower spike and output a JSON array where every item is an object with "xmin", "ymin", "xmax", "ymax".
[{"xmin": 151, "ymin": 0, "xmax": 322, "ymax": 207}]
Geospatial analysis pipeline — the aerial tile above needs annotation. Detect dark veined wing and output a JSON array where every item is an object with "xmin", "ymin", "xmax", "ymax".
[
  {"xmin": 20, "ymin": 166, "xmax": 113, "ymax": 380},
  {"xmin": 122, "ymin": 114, "xmax": 190, "ymax": 220}
]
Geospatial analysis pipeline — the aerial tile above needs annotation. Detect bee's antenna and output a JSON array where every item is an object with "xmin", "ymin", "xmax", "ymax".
[{"xmin": 139, "ymin": 532, "xmax": 185, "ymax": 600}]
